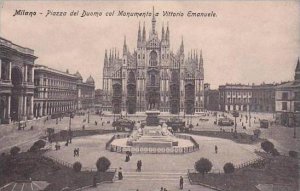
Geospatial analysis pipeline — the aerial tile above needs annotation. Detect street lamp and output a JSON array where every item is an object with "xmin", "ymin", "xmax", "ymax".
[
  {"xmin": 293, "ymin": 114, "xmax": 296, "ymax": 138},
  {"xmin": 68, "ymin": 111, "xmax": 73, "ymax": 144},
  {"xmin": 233, "ymin": 111, "xmax": 239, "ymax": 133},
  {"xmin": 87, "ymin": 110, "xmax": 90, "ymax": 123}
]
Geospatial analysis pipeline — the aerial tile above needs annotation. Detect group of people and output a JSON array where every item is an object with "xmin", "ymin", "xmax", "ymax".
[
  {"xmin": 73, "ymin": 148, "xmax": 80, "ymax": 157},
  {"xmin": 125, "ymin": 151, "xmax": 132, "ymax": 162}
]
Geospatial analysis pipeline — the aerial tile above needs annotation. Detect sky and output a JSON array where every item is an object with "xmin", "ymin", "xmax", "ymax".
[{"xmin": 0, "ymin": 1, "xmax": 299, "ymax": 89}]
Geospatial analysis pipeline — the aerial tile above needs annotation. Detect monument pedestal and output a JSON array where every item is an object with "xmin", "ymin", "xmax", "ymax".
[{"xmin": 145, "ymin": 110, "xmax": 160, "ymax": 126}]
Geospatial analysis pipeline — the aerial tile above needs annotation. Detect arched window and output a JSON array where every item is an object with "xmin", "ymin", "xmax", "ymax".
[
  {"xmin": 149, "ymin": 51, "xmax": 157, "ymax": 66},
  {"xmin": 150, "ymin": 74, "xmax": 155, "ymax": 86}
]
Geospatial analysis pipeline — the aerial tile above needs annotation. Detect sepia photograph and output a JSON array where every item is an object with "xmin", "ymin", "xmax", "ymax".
[{"xmin": 0, "ymin": 1, "xmax": 299, "ymax": 191}]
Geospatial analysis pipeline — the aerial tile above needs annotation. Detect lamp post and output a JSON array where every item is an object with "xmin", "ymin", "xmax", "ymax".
[
  {"xmin": 87, "ymin": 110, "xmax": 90, "ymax": 123},
  {"xmin": 233, "ymin": 111, "xmax": 239, "ymax": 133},
  {"xmin": 68, "ymin": 111, "xmax": 73, "ymax": 144},
  {"xmin": 293, "ymin": 114, "xmax": 296, "ymax": 138}
]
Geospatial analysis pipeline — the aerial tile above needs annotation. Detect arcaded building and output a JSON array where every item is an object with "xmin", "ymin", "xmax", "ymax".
[
  {"xmin": 102, "ymin": 12, "xmax": 204, "ymax": 114},
  {"xmin": 33, "ymin": 66, "xmax": 95, "ymax": 118},
  {"xmin": 0, "ymin": 37, "xmax": 37, "ymax": 124}
]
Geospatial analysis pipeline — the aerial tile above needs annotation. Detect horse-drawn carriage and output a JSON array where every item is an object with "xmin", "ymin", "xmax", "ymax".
[{"xmin": 112, "ymin": 118, "xmax": 135, "ymax": 132}]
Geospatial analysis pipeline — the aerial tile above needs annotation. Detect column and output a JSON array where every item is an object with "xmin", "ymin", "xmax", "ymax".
[
  {"xmin": 19, "ymin": 95, "xmax": 23, "ymax": 120},
  {"xmin": 0, "ymin": 59, "xmax": 2, "ymax": 80},
  {"xmin": 23, "ymin": 95, "xmax": 27, "ymax": 120},
  {"xmin": 8, "ymin": 62, "xmax": 12, "ymax": 81},
  {"xmin": 7, "ymin": 95, "xmax": 11, "ymax": 123},
  {"xmin": 39, "ymin": 103, "xmax": 42, "ymax": 117},
  {"xmin": 24, "ymin": 65, "xmax": 28, "ymax": 83},
  {"xmin": 29, "ymin": 96, "xmax": 33, "ymax": 119},
  {"xmin": 31, "ymin": 67, "xmax": 34, "ymax": 83}
]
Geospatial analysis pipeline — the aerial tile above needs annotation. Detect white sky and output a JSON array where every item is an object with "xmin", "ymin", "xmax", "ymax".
[{"xmin": 0, "ymin": 1, "xmax": 299, "ymax": 89}]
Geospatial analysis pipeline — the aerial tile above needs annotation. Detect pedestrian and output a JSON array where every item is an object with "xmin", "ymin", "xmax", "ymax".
[
  {"xmin": 139, "ymin": 160, "xmax": 142, "ymax": 171},
  {"xmin": 74, "ymin": 148, "xmax": 76, "ymax": 157},
  {"xmin": 136, "ymin": 160, "xmax": 140, "ymax": 172},
  {"xmin": 160, "ymin": 187, "xmax": 164, "ymax": 191},
  {"xmin": 125, "ymin": 154, "xmax": 130, "ymax": 162},
  {"xmin": 215, "ymin": 145, "xmax": 218, "ymax": 154},
  {"xmin": 179, "ymin": 176, "xmax": 183, "ymax": 189},
  {"xmin": 118, "ymin": 167, "xmax": 123, "ymax": 180}
]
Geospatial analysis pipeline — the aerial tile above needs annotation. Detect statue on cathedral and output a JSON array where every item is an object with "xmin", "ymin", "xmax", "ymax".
[{"xmin": 148, "ymin": 97, "xmax": 157, "ymax": 110}]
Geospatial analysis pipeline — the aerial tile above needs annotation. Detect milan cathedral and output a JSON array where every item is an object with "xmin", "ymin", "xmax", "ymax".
[{"xmin": 102, "ymin": 11, "xmax": 205, "ymax": 114}]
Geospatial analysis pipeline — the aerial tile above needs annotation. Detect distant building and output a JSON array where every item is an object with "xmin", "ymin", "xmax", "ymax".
[
  {"xmin": 204, "ymin": 83, "xmax": 219, "ymax": 111},
  {"xmin": 33, "ymin": 65, "xmax": 78, "ymax": 117},
  {"xmin": 95, "ymin": 89, "xmax": 105, "ymax": 113},
  {"xmin": 33, "ymin": 65, "xmax": 95, "ymax": 118},
  {"xmin": 251, "ymin": 84, "xmax": 276, "ymax": 112},
  {"xmin": 76, "ymin": 72, "xmax": 95, "ymax": 110},
  {"xmin": 0, "ymin": 37, "xmax": 37, "ymax": 124},
  {"xmin": 275, "ymin": 59, "xmax": 300, "ymax": 127},
  {"xmin": 219, "ymin": 84, "xmax": 252, "ymax": 112}
]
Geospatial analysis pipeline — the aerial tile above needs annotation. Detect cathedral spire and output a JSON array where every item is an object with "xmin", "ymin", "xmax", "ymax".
[
  {"xmin": 109, "ymin": 49, "xmax": 112, "ymax": 61},
  {"xmin": 166, "ymin": 22, "xmax": 170, "ymax": 46},
  {"xmin": 200, "ymin": 49, "xmax": 203, "ymax": 67},
  {"xmin": 104, "ymin": 49, "xmax": 108, "ymax": 67},
  {"xmin": 180, "ymin": 36, "xmax": 184, "ymax": 54},
  {"xmin": 115, "ymin": 48, "xmax": 117, "ymax": 59},
  {"xmin": 152, "ymin": 7, "xmax": 156, "ymax": 34},
  {"xmin": 295, "ymin": 57, "xmax": 300, "ymax": 81},
  {"xmin": 123, "ymin": 36, "xmax": 127, "ymax": 55},
  {"xmin": 161, "ymin": 22, "xmax": 165, "ymax": 41},
  {"xmin": 142, "ymin": 22, "xmax": 146, "ymax": 42},
  {"xmin": 137, "ymin": 22, "xmax": 141, "ymax": 47}
]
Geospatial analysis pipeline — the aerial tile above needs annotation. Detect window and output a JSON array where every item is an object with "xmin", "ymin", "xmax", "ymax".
[
  {"xmin": 295, "ymin": 102, "xmax": 300, "ymax": 112},
  {"xmin": 282, "ymin": 102, "xmax": 287, "ymax": 110},
  {"xmin": 295, "ymin": 92, "xmax": 300, "ymax": 101},
  {"xmin": 282, "ymin": 92, "xmax": 288, "ymax": 100}
]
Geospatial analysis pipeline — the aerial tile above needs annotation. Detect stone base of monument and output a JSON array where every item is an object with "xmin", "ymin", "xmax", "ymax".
[
  {"xmin": 127, "ymin": 126, "xmax": 178, "ymax": 148},
  {"xmin": 145, "ymin": 110, "xmax": 160, "ymax": 126},
  {"xmin": 107, "ymin": 110, "xmax": 199, "ymax": 154}
]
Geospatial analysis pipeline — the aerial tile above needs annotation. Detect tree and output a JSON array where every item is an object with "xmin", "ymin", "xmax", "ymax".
[
  {"xmin": 271, "ymin": 148, "xmax": 280, "ymax": 156},
  {"xmin": 194, "ymin": 158, "xmax": 212, "ymax": 176},
  {"xmin": 73, "ymin": 162, "xmax": 82, "ymax": 172},
  {"xmin": 289, "ymin": 150, "xmax": 298, "ymax": 158},
  {"xmin": 223, "ymin": 162, "xmax": 235, "ymax": 174},
  {"xmin": 261, "ymin": 140, "xmax": 274, "ymax": 153},
  {"xmin": 29, "ymin": 139, "xmax": 46, "ymax": 152},
  {"xmin": 96, "ymin": 157, "xmax": 111, "ymax": 172},
  {"xmin": 10, "ymin": 146, "xmax": 20, "ymax": 156}
]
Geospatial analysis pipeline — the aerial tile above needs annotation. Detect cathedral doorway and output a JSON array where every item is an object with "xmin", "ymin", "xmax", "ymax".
[
  {"xmin": 127, "ymin": 71, "xmax": 136, "ymax": 114},
  {"xmin": 170, "ymin": 71, "xmax": 180, "ymax": 114},
  {"xmin": 185, "ymin": 83, "xmax": 195, "ymax": 114},
  {"xmin": 112, "ymin": 83, "xmax": 122, "ymax": 114}
]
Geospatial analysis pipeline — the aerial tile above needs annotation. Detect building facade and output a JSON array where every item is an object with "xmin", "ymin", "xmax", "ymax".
[
  {"xmin": 102, "ymin": 11, "xmax": 204, "ymax": 114},
  {"xmin": 251, "ymin": 84, "xmax": 276, "ymax": 112},
  {"xmin": 204, "ymin": 83, "xmax": 219, "ymax": 111},
  {"xmin": 219, "ymin": 84, "xmax": 252, "ymax": 112},
  {"xmin": 76, "ymin": 74, "xmax": 95, "ymax": 110},
  {"xmin": 0, "ymin": 37, "xmax": 37, "ymax": 124},
  {"xmin": 275, "ymin": 59, "xmax": 300, "ymax": 127},
  {"xmin": 33, "ymin": 66, "xmax": 95, "ymax": 118}
]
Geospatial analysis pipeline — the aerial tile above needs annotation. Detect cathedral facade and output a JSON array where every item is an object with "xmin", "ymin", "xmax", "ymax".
[{"xmin": 102, "ymin": 13, "xmax": 204, "ymax": 115}]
